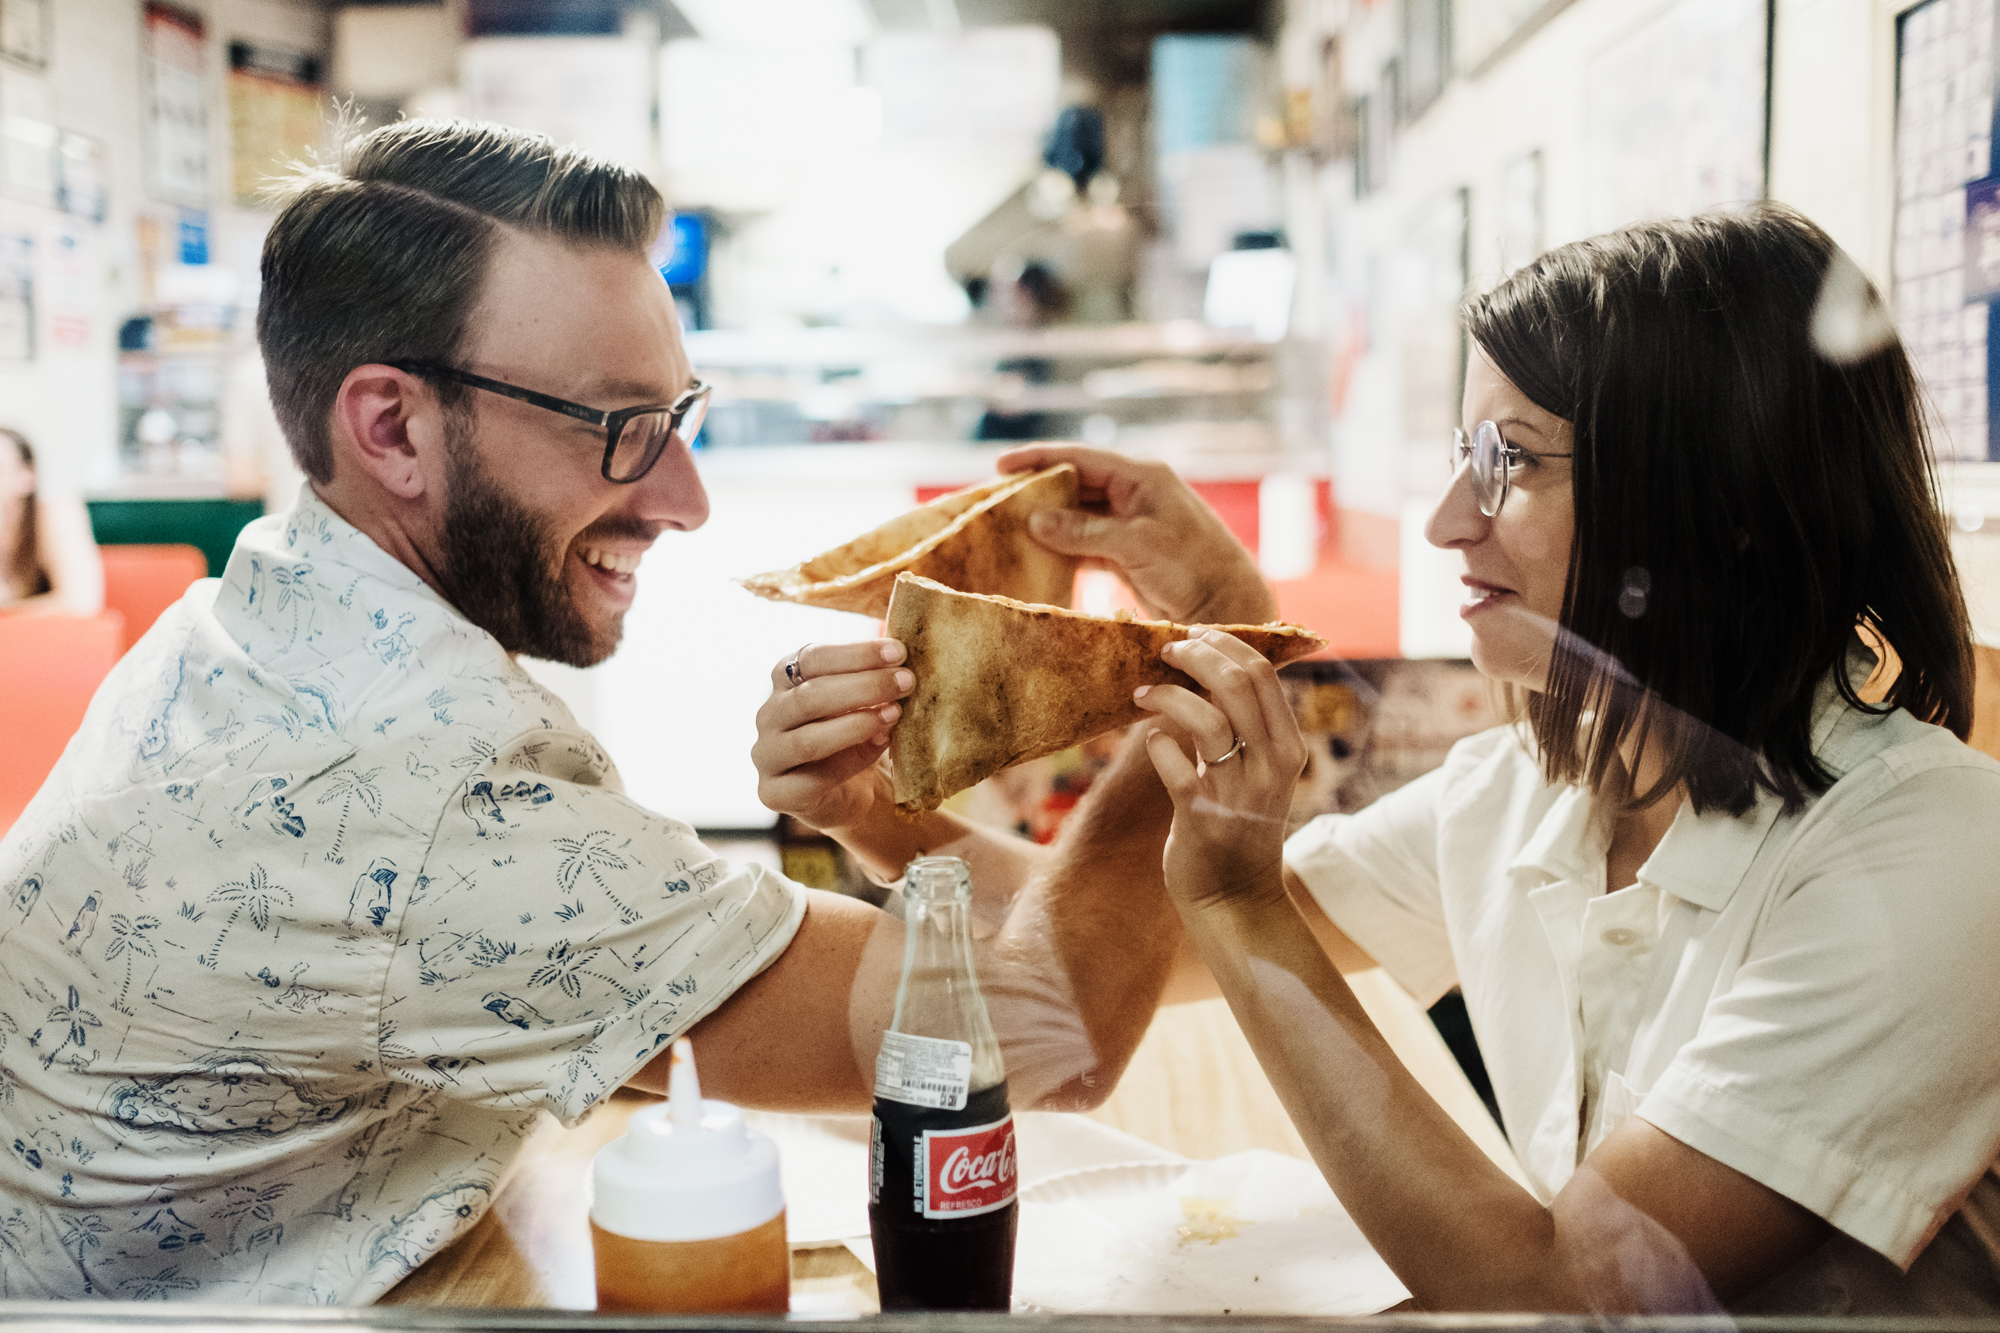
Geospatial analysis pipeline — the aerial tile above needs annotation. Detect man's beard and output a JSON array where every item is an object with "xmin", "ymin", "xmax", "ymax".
[{"xmin": 435, "ymin": 429, "xmax": 621, "ymax": 668}]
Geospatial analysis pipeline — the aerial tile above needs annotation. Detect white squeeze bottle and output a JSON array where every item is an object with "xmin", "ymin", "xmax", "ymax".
[{"xmin": 589, "ymin": 1038, "xmax": 790, "ymax": 1312}]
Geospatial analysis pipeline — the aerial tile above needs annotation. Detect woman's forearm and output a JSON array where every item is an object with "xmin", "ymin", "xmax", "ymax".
[{"xmin": 1181, "ymin": 886, "xmax": 1585, "ymax": 1311}]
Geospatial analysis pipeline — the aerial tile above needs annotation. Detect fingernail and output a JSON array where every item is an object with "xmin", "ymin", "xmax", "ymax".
[
  {"xmin": 879, "ymin": 703, "xmax": 901, "ymax": 722},
  {"xmin": 1202, "ymin": 629, "xmax": 1226, "ymax": 643},
  {"xmin": 880, "ymin": 641, "xmax": 904, "ymax": 663},
  {"xmin": 894, "ymin": 670, "xmax": 913, "ymax": 691},
  {"xmin": 1133, "ymin": 685, "xmax": 1150, "ymax": 700}
]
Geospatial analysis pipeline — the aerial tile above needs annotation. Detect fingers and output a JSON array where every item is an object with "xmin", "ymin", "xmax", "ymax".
[
  {"xmin": 1132, "ymin": 682, "xmax": 1234, "ymax": 765},
  {"xmin": 763, "ymin": 665, "xmax": 910, "ymax": 728},
  {"xmin": 998, "ymin": 444, "xmax": 1181, "ymax": 509},
  {"xmin": 995, "ymin": 443, "xmax": 1130, "ymax": 484},
  {"xmin": 1027, "ymin": 507, "xmax": 1143, "ymax": 558},
  {"xmin": 1175, "ymin": 629, "xmax": 1299, "ymax": 749},
  {"xmin": 1155, "ymin": 632, "xmax": 1308, "ymax": 777},
  {"xmin": 754, "ymin": 697, "xmax": 895, "ymax": 768},
  {"xmin": 757, "ymin": 742, "xmax": 888, "ymax": 824},
  {"xmin": 1143, "ymin": 725, "xmax": 1198, "ymax": 793},
  {"xmin": 767, "ymin": 638, "xmax": 904, "ymax": 691}
]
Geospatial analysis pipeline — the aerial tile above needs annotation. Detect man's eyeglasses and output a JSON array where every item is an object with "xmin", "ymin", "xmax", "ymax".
[
  {"xmin": 392, "ymin": 361, "xmax": 711, "ymax": 484},
  {"xmin": 1452, "ymin": 419, "xmax": 1572, "ymax": 517}
]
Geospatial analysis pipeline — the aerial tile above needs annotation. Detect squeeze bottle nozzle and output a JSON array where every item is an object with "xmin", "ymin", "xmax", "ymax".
[
  {"xmin": 589, "ymin": 1037, "xmax": 783, "ymax": 1243},
  {"xmin": 669, "ymin": 1037, "xmax": 702, "ymax": 1127}
]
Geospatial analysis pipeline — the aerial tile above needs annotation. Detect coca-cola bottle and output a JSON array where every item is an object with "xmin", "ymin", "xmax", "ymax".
[{"xmin": 869, "ymin": 855, "xmax": 1018, "ymax": 1311}]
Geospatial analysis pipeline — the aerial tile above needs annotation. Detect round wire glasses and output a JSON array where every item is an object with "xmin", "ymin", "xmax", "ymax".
[{"xmin": 1451, "ymin": 419, "xmax": 1570, "ymax": 517}]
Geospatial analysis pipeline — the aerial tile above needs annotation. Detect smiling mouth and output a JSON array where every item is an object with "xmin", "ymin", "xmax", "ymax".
[
  {"xmin": 1460, "ymin": 579, "xmax": 1516, "ymax": 614},
  {"xmin": 577, "ymin": 545, "xmax": 643, "ymax": 576}
]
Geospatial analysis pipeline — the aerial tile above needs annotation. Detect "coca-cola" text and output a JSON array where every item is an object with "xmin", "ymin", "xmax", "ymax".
[{"xmin": 920, "ymin": 1116, "xmax": 1017, "ymax": 1218}]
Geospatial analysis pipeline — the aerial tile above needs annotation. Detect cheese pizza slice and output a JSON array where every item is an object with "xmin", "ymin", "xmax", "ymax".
[
  {"xmin": 886, "ymin": 572, "xmax": 1325, "ymax": 811},
  {"xmin": 740, "ymin": 464, "xmax": 1080, "ymax": 618}
]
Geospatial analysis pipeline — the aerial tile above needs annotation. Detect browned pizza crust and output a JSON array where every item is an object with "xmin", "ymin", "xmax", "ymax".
[
  {"xmin": 886, "ymin": 573, "xmax": 1326, "ymax": 811},
  {"xmin": 739, "ymin": 464, "xmax": 1081, "ymax": 617}
]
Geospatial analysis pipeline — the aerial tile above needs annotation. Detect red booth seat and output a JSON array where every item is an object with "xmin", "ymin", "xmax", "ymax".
[
  {"xmin": 0, "ymin": 610, "xmax": 123, "ymax": 838},
  {"xmin": 100, "ymin": 542, "xmax": 207, "ymax": 653}
]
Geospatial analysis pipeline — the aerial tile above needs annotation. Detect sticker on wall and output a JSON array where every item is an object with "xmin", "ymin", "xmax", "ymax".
[
  {"xmin": 0, "ymin": 231, "xmax": 34, "ymax": 361},
  {"xmin": 144, "ymin": 2, "xmax": 209, "ymax": 207}
]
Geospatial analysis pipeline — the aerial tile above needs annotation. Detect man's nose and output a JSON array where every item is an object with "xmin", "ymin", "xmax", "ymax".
[
  {"xmin": 632, "ymin": 436, "xmax": 710, "ymax": 533},
  {"xmin": 1423, "ymin": 456, "xmax": 1489, "ymax": 550}
]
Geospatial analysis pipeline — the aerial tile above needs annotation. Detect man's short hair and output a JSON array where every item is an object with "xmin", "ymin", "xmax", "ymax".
[{"xmin": 257, "ymin": 119, "xmax": 666, "ymax": 484}]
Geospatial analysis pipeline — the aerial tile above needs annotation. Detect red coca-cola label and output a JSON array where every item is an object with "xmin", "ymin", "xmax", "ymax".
[{"xmin": 919, "ymin": 1114, "xmax": 1016, "ymax": 1219}]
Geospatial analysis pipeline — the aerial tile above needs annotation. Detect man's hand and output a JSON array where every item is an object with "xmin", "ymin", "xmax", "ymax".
[
  {"xmin": 752, "ymin": 640, "xmax": 911, "ymax": 833},
  {"xmin": 997, "ymin": 444, "xmax": 1277, "ymax": 627}
]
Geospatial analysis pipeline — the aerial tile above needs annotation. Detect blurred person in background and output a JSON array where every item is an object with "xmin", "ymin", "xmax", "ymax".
[
  {"xmin": 0, "ymin": 426, "xmax": 103, "ymax": 616},
  {"xmin": 1038, "ymin": 206, "xmax": 1998, "ymax": 1313}
]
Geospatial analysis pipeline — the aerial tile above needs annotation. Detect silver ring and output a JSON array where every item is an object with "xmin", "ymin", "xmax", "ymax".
[
  {"xmin": 1203, "ymin": 736, "xmax": 1246, "ymax": 767},
  {"xmin": 784, "ymin": 648, "xmax": 807, "ymax": 688}
]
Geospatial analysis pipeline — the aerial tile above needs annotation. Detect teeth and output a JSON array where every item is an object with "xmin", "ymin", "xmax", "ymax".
[{"xmin": 579, "ymin": 546, "xmax": 642, "ymax": 575}]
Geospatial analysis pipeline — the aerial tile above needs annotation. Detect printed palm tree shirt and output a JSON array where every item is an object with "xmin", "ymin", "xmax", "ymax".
[{"xmin": 0, "ymin": 488, "xmax": 806, "ymax": 1300}]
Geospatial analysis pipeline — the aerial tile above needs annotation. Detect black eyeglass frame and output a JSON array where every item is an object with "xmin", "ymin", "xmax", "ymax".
[
  {"xmin": 391, "ymin": 360, "xmax": 711, "ymax": 484},
  {"xmin": 1452, "ymin": 419, "xmax": 1573, "ymax": 517}
]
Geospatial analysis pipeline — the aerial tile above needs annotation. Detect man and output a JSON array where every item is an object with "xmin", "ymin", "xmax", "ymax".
[{"xmin": 0, "ymin": 120, "xmax": 1272, "ymax": 1301}]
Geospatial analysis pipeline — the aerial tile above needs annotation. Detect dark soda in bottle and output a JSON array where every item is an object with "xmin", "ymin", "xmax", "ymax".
[{"xmin": 869, "ymin": 856, "xmax": 1018, "ymax": 1311}]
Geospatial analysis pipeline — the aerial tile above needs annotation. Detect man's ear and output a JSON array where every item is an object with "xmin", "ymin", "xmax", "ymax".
[{"xmin": 330, "ymin": 365, "xmax": 437, "ymax": 500}]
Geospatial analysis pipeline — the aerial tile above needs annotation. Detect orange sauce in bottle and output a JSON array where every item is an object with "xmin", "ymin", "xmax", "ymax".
[
  {"xmin": 589, "ymin": 1039, "xmax": 790, "ymax": 1313},
  {"xmin": 591, "ymin": 1211, "xmax": 790, "ymax": 1314}
]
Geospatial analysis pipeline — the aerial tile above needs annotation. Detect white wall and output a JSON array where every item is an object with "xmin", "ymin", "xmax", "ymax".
[
  {"xmin": 0, "ymin": 0, "xmax": 328, "ymax": 498},
  {"xmin": 1767, "ymin": 0, "xmax": 1906, "ymax": 291},
  {"xmin": 1286, "ymin": 0, "xmax": 1936, "ymax": 652}
]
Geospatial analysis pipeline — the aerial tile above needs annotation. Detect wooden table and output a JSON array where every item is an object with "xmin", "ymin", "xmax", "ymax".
[{"xmin": 381, "ymin": 975, "xmax": 1521, "ymax": 1310}]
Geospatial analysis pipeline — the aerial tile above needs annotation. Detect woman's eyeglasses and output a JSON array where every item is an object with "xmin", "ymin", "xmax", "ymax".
[
  {"xmin": 392, "ymin": 361, "xmax": 711, "ymax": 485},
  {"xmin": 1452, "ymin": 419, "xmax": 1571, "ymax": 517}
]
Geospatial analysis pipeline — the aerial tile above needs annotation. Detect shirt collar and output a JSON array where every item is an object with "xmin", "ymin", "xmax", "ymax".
[
  {"xmin": 1506, "ymin": 781, "xmax": 1610, "ymax": 886},
  {"xmin": 269, "ymin": 483, "xmax": 449, "ymax": 603},
  {"xmin": 1507, "ymin": 651, "xmax": 1884, "ymax": 913},
  {"xmin": 1632, "ymin": 791, "xmax": 1780, "ymax": 913}
]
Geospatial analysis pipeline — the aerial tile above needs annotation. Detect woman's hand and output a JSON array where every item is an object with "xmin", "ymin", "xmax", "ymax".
[
  {"xmin": 996, "ymin": 444, "xmax": 1277, "ymax": 627},
  {"xmin": 1133, "ymin": 630, "xmax": 1307, "ymax": 911},
  {"xmin": 751, "ymin": 640, "xmax": 913, "ymax": 833}
]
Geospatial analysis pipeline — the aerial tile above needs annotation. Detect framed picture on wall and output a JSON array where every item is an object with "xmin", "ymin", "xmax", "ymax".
[
  {"xmin": 0, "ymin": 64, "xmax": 55, "ymax": 207},
  {"xmin": 143, "ymin": 2, "xmax": 209, "ymax": 207},
  {"xmin": 0, "ymin": 0, "xmax": 49, "ymax": 71},
  {"xmin": 56, "ymin": 132, "xmax": 106, "ymax": 223}
]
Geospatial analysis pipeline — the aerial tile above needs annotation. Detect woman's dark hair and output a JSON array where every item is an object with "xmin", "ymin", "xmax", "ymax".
[
  {"xmin": 1, "ymin": 426, "xmax": 45, "ymax": 598},
  {"xmin": 1461, "ymin": 203, "xmax": 1972, "ymax": 817}
]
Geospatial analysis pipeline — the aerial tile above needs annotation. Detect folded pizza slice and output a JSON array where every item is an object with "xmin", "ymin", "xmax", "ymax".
[
  {"xmin": 886, "ymin": 572, "xmax": 1326, "ymax": 811},
  {"xmin": 740, "ymin": 464, "xmax": 1080, "ymax": 618}
]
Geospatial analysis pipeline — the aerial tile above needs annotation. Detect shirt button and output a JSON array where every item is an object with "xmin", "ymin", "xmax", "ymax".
[{"xmin": 1600, "ymin": 926, "xmax": 1642, "ymax": 947}]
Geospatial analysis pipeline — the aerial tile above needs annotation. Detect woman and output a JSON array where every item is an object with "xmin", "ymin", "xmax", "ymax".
[
  {"xmin": 756, "ymin": 205, "xmax": 2000, "ymax": 1311},
  {"xmin": 1130, "ymin": 205, "xmax": 2000, "ymax": 1312},
  {"xmin": 0, "ymin": 428, "xmax": 102, "ymax": 616}
]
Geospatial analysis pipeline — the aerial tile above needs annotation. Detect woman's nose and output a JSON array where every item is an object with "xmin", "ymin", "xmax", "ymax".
[{"xmin": 1423, "ymin": 456, "xmax": 1489, "ymax": 550}]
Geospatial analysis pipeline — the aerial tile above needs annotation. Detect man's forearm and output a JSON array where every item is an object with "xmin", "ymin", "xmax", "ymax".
[
  {"xmin": 819, "ymin": 767, "xmax": 1044, "ymax": 900},
  {"xmin": 993, "ymin": 726, "xmax": 1183, "ymax": 1110}
]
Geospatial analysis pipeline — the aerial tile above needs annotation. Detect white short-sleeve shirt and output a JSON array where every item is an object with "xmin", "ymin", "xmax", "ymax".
[
  {"xmin": 0, "ymin": 489, "xmax": 807, "ymax": 1302},
  {"xmin": 1286, "ymin": 697, "xmax": 2000, "ymax": 1313}
]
